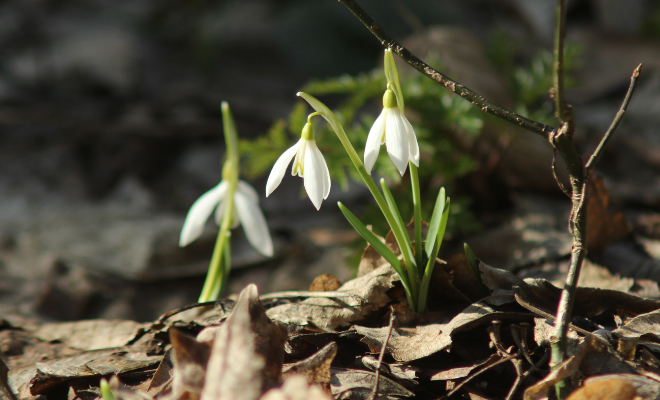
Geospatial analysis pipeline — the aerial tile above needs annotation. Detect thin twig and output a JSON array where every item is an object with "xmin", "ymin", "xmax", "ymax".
[
  {"xmin": 337, "ymin": 0, "xmax": 556, "ymax": 139},
  {"xmin": 368, "ymin": 308, "xmax": 396, "ymax": 400},
  {"xmin": 585, "ymin": 64, "xmax": 643, "ymax": 177}
]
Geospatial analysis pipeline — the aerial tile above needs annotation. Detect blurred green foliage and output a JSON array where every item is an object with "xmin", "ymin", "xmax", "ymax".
[{"xmin": 240, "ymin": 31, "xmax": 581, "ymax": 263}]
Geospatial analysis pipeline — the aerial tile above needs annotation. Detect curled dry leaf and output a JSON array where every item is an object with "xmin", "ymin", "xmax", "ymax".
[
  {"xmin": 331, "ymin": 367, "xmax": 414, "ymax": 399},
  {"xmin": 201, "ymin": 284, "xmax": 287, "ymax": 400},
  {"xmin": 282, "ymin": 342, "xmax": 337, "ymax": 395},
  {"xmin": 260, "ymin": 375, "xmax": 332, "ymax": 400},
  {"xmin": 169, "ymin": 328, "xmax": 212, "ymax": 398},
  {"xmin": 266, "ymin": 264, "xmax": 399, "ymax": 332}
]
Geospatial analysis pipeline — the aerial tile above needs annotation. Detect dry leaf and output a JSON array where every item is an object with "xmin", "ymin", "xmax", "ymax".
[
  {"xmin": 259, "ymin": 375, "xmax": 332, "ymax": 400},
  {"xmin": 355, "ymin": 302, "xmax": 531, "ymax": 362},
  {"xmin": 0, "ymin": 358, "xmax": 17, "ymax": 400},
  {"xmin": 331, "ymin": 367, "xmax": 414, "ymax": 399},
  {"xmin": 309, "ymin": 274, "xmax": 342, "ymax": 292},
  {"xmin": 30, "ymin": 349, "xmax": 161, "ymax": 395},
  {"xmin": 282, "ymin": 342, "xmax": 336, "ymax": 395},
  {"xmin": 586, "ymin": 176, "xmax": 632, "ymax": 254},
  {"xmin": 34, "ymin": 320, "xmax": 148, "ymax": 351},
  {"xmin": 429, "ymin": 354, "xmax": 501, "ymax": 381},
  {"xmin": 201, "ymin": 284, "xmax": 287, "ymax": 400},
  {"xmin": 169, "ymin": 328, "xmax": 212, "ymax": 398},
  {"xmin": 567, "ymin": 374, "xmax": 660, "ymax": 400},
  {"xmin": 266, "ymin": 264, "xmax": 399, "ymax": 332},
  {"xmin": 523, "ymin": 335, "xmax": 605, "ymax": 400},
  {"xmin": 360, "ymin": 355, "xmax": 419, "ymax": 383}
]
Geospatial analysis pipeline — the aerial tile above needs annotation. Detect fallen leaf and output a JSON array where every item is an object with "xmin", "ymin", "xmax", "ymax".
[
  {"xmin": 309, "ymin": 274, "xmax": 342, "ymax": 292},
  {"xmin": 169, "ymin": 328, "xmax": 212, "ymax": 398},
  {"xmin": 201, "ymin": 284, "xmax": 287, "ymax": 400},
  {"xmin": 355, "ymin": 302, "xmax": 531, "ymax": 362},
  {"xmin": 567, "ymin": 374, "xmax": 660, "ymax": 400},
  {"xmin": 30, "ymin": 349, "xmax": 161, "ymax": 395},
  {"xmin": 266, "ymin": 264, "xmax": 400, "ymax": 332},
  {"xmin": 282, "ymin": 342, "xmax": 336, "ymax": 395},
  {"xmin": 260, "ymin": 374, "xmax": 332, "ymax": 400},
  {"xmin": 360, "ymin": 355, "xmax": 419, "ymax": 383},
  {"xmin": 523, "ymin": 334, "xmax": 605, "ymax": 400},
  {"xmin": 330, "ymin": 367, "xmax": 414, "ymax": 399},
  {"xmin": 34, "ymin": 320, "xmax": 148, "ymax": 351}
]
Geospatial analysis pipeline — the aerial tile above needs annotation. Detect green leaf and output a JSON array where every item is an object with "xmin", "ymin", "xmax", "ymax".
[
  {"xmin": 100, "ymin": 379, "xmax": 116, "ymax": 400},
  {"xmin": 337, "ymin": 202, "xmax": 412, "ymax": 296},
  {"xmin": 418, "ymin": 197, "xmax": 450, "ymax": 313},
  {"xmin": 380, "ymin": 178, "xmax": 416, "ymax": 268},
  {"xmin": 425, "ymin": 187, "xmax": 446, "ymax": 258}
]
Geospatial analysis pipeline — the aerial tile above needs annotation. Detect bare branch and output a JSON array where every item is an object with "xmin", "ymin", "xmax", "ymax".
[
  {"xmin": 337, "ymin": 0, "xmax": 556, "ymax": 139},
  {"xmin": 585, "ymin": 63, "xmax": 643, "ymax": 176}
]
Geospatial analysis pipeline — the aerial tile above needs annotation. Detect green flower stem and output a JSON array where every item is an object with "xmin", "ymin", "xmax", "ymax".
[
  {"xmin": 409, "ymin": 162, "xmax": 423, "ymax": 271},
  {"xmin": 198, "ymin": 187, "xmax": 235, "ymax": 302},
  {"xmin": 299, "ymin": 92, "xmax": 419, "ymax": 310},
  {"xmin": 325, "ymin": 117, "xmax": 419, "ymax": 309},
  {"xmin": 199, "ymin": 101, "xmax": 240, "ymax": 303}
]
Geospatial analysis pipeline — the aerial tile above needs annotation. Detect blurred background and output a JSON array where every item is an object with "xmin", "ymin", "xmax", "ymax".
[{"xmin": 2, "ymin": 0, "xmax": 660, "ymax": 322}]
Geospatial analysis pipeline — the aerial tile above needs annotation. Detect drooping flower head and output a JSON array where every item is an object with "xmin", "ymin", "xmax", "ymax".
[
  {"xmin": 179, "ymin": 102, "xmax": 273, "ymax": 257},
  {"xmin": 266, "ymin": 113, "xmax": 331, "ymax": 210},
  {"xmin": 364, "ymin": 49, "xmax": 420, "ymax": 176}
]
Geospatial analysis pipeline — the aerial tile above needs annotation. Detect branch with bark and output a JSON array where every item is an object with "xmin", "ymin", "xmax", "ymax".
[{"xmin": 337, "ymin": 1, "xmax": 641, "ymax": 398}]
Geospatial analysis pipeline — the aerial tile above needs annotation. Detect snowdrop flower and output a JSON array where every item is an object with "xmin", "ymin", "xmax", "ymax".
[
  {"xmin": 364, "ymin": 85, "xmax": 420, "ymax": 176},
  {"xmin": 179, "ymin": 168, "xmax": 273, "ymax": 257},
  {"xmin": 266, "ymin": 118, "xmax": 331, "ymax": 210}
]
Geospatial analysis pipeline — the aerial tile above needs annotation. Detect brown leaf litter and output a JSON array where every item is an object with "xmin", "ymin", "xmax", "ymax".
[{"xmin": 4, "ymin": 237, "xmax": 660, "ymax": 399}]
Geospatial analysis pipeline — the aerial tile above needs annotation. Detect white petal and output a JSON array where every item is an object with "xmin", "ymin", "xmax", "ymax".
[
  {"xmin": 234, "ymin": 185, "xmax": 273, "ymax": 257},
  {"xmin": 266, "ymin": 141, "xmax": 301, "ymax": 196},
  {"xmin": 303, "ymin": 140, "xmax": 326, "ymax": 210},
  {"xmin": 385, "ymin": 108, "xmax": 410, "ymax": 175},
  {"xmin": 214, "ymin": 197, "xmax": 240, "ymax": 228},
  {"xmin": 364, "ymin": 109, "xmax": 386, "ymax": 174},
  {"xmin": 179, "ymin": 181, "xmax": 227, "ymax": 247},
  {"xmin": 309, "ymin": 143, "xmax": 331, "ymax": 199},
  {"xmin": 402, "ymin": 114, "xmax": 420, "ymax": 167}
]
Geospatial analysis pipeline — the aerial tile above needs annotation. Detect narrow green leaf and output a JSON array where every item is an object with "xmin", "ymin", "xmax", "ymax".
[
  {"xmin": 436, "ymin": 197, "xmax": 450, "ymax": 253},
  {"xmin": 100, "ymin": 379, "xmax": 116, "ymax": 400},
  {"xmin": 337, "ymin": 202, "xmax": 412, "ymax": 295},
  {"xmin": 418, "ymin": 198, "xmax": 450, "ymax": 313},
  {"xmin": 380, "ymin": 178, "xmax": 416, "ymax": 268},
  {"xmin": 425, "ymin": 188, "xmax": 446, "ymax": 258}
]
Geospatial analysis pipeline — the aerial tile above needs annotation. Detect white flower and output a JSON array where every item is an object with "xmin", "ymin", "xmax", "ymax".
[
  {"xmin": 364, "ymin": 88, "xmax": 420, "ymax": 176},
  {"xmin": 179, "ymin": 180, "xmax": 273, "ymax": 257},
  {"xmin": 266, "ymin": 122, "xmax": 331, "ymax": 210}
]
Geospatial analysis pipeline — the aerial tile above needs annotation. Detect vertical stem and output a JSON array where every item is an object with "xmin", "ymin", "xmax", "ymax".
[
  {"xmin": 199, "ymin": 216, "xmax": 233, "ymax": 302},
  {"xmin": 410, "ymin": 163, "xmax": 423, "ymax": 271},
  {"xmin": 329, "ymin": 122, "xmax": 419, "ymax": 308}
]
